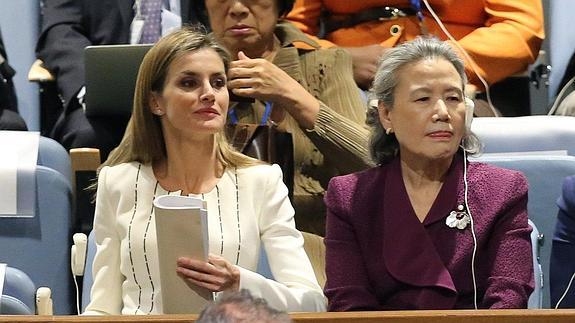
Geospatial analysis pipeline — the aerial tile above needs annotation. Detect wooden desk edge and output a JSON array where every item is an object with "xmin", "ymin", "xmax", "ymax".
[{"xmin": 3, "ymin": 309, "xmax": 575, "ymax": 323}]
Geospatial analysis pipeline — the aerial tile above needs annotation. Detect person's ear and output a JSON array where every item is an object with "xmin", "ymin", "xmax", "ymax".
[
  {"xmin": 377, "ymin": 101, "xmax": 393, "ymax": 133},
  {"xmin": 149, "ymin": 92, "xmax": 164, "ymax": 116}
]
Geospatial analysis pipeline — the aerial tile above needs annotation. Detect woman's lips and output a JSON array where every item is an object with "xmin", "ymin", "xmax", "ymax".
[
  {"xmin": 427, "ymin": 131, "xmax": 453, "ymax": 139},
  {"xmin": 228, "ymin": 25, "xmax": 253, "ymax": 36},
  {"xmin": 195, "ymin": 107, "xmax": 220, "ymax": 117}
]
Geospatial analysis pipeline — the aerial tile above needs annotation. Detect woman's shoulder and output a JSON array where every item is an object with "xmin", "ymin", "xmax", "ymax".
[
  {"xmin": 99, "ymin": 161, "xmax": 151, "ymax": 189},
  {"xmin": 468, "ymin": 161, "xmax": 528, "ymax": 192},
  {"xmin": 101, "ymin": 161, "xmax": 144, "ymax": 177},
  {"xmin": 235, "ymin": 163, "xmax": 283, "ymax": 182},
  {"xmin": 328, "ymin": 167, "xmax": 383, "ymax": 194}
]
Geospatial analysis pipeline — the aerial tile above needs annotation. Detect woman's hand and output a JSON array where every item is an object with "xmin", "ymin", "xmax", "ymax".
[
  {"xmin": 228, "ymin": 51, "xmax": 319, "ymax": 129},
  {"xmin": 344, "ymin": 45, "xmax": 386, "ymax": 90},
  {"xmin": 176, "ymin": 254, "xmax": 240, "ymax": 292}
]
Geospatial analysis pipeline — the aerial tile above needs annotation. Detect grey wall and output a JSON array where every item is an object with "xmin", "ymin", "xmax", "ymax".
[
  {"xmin": 0, "ymin": 0, "xmax": 40, "ymax": 131},
  {"xmin": 544, "ymin": 0, "xmax": 575, "ymax": 100}
]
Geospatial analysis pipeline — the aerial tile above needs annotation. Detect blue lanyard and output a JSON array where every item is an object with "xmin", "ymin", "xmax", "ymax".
[
  {"xmin": 409, "ymin": 0, "xmax": 425, "ymax": 23},
  {"xmin": 228, "ymin": 101, "xmax": 273, "ymax": 126}
]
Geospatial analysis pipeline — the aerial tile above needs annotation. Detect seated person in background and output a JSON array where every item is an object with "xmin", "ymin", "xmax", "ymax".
[
  {"xmin": 197, "ymin": 289, "xmax": 292, "ymax": 323},
  {"xmin": 551, "ymin": 175, "xmax": 575, "ymax": 308},
  {"xmin": 84, "ymin": 27, "xmax": 325, "ymax": 315},
  {"xmin": 195, "ymin": 0, "xmax": 372, "ymax": 236},
  {"xmin": 324, "ymin": 37, "xmax": 533, "ymax": 310},
  {"xmin": 35, "ymin": 0, "xmax": 201, "ymax": 159},
  {"xmin": 286, "ymin": 0, "xmax": 544, "ymax": 101},
  {"xmin": 551, "ymin": 50, "xmax": 575, "ymax": 116},
  {"xmin": 0, "ymin": 26, "xmax": 28, "ymax": 131}
]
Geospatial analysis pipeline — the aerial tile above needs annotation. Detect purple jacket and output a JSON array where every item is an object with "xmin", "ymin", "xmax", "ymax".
[{"xmin": 324, "ymin": 154, "xmax": 534, "ymax": 311}]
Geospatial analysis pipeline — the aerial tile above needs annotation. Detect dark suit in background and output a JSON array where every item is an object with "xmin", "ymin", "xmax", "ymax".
[
  {"xmin": 551, "ymin": 175, "xmax": 575, "ymax": 308},
  {"xmin": 36, "ymin": 0, "xmax": 199, "ymax": 159},
  {"xmin": 0, "ymin": 26, "xmax": 28, "ymax": 130}
]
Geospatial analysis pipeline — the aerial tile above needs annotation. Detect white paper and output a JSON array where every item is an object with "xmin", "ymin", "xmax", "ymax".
[
  {"xmin": 0, "ymin": 131, "xmax": 39, "ymax": 216},
  {"xmin": 0, "ymin": 153, "xmax": 18, "ymax": 214},
  {"xmin": 153, "ymin": 195, "xmax": 211, "ymax": 314}
]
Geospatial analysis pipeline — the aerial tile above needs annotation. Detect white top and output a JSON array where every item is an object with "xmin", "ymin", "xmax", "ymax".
[{"xmin": 84, "ymin": 162, "xmax": 325, "ymax": 315}]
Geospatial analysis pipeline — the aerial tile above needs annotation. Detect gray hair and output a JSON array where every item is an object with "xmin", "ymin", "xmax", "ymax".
[
  {"xmin": 196, "ymin": 289, "xmax": 292, "ymax": 323},
  {"xmin": 367, "ymin": 36, "xmax": 481, "ymax": 165}
]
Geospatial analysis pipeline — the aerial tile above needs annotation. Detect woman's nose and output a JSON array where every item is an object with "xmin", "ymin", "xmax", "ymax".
[
  {"xmin": 433, "ymin": 100, "xmax": 450, "ymax": 122},
  {"xmin": 200, "ymin": 82, "xmax": 216, "ymax": 102},
  {"xmin": 230, "ymin": 0, "xmax": 249, "ymax": 18}
]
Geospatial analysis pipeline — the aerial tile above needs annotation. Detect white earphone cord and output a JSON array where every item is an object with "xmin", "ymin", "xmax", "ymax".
[
  {"xmin": 422, "ymin": 0, "xmax": 499, "ymax": 118},
  {"xmin": 462, "ymin": 149, "xmax": 479, "ymax": 309},
  {"xmin": 555, "ymin": 271, "xmax": 575, "ymax": 309}
]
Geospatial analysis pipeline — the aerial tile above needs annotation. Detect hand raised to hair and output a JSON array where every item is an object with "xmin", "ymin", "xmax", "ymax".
[
  {"xmin": 176, "ymin": 254, "xmax": 240, "ymax": 292},
  {"xmin": 344, "ymin": 45, "xmax": 387, "ymax": 90},
  {"xmin": 228, "ymin": 51, "xmax": 319, "ymax": 129}
]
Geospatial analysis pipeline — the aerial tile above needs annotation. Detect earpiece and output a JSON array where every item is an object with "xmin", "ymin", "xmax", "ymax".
[
  {"xmin": 36, "ymin": 287, "xmax": 53, "ymax": 315},
  {"xmin": 71, "ymin": 233, "xmax": 88, "ymax": 276},
  {"xmin": 464, "ymin": 97, "xmax": 474, "ymax": 133}
]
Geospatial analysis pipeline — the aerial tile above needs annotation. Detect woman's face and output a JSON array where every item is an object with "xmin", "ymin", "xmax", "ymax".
[
  {"xmin": 378, "ymin": 57, "xmax": 466, "ymax": 162},
  {"xmin": 151, "ymin": 48, "xmax": 229, "ymax": 139},
  {"xmin": 205, "ymin": 0, "xmax": 278, "ymax": 57}
]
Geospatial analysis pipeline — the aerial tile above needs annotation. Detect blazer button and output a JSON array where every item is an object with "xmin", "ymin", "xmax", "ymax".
[{"xmin": 390, "ymin": 24, "xmax": 402, "ymax": 36}]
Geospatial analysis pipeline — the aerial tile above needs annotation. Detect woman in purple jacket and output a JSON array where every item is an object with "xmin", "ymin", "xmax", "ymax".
[{"xmin": 324, "ymin": 36, "xmax": 534, "ymax": 311}]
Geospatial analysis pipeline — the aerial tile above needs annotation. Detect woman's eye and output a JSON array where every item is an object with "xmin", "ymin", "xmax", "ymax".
[
  {"xmin": 180, "ymin": 79, "xmax": 197, "ymax": 88},
  {"xmin": 212, "ymin": 77, "xmax": 227, "ymax": 89},
  {"xmin": 447, "ymin": 96, "xmax": 462, "ymax": 102},
  {"xmin": 415, "ymin": 97, "xmax": 429, "ymax": 102}
]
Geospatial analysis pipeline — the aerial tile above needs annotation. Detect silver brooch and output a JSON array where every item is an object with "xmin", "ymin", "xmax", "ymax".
[{"xmin": 445, "ymin": 204, "xmax": 470, "ymax": 230}]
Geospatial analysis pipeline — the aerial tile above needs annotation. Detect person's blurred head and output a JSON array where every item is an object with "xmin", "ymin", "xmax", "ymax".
[
  {"xmin": 196, "ymin": 289, "xmax": 292, "ymax": 323},
  {"xmin": 102, "ymin": 26, "xmax": 260, "ymax": 169},
  {"xmin": 197, "ymin": 0, "xmax": 295, "ymax": 58},
  {"xmin": 367, "ymin": 36, "xmax": 480, "ymax": 165}
]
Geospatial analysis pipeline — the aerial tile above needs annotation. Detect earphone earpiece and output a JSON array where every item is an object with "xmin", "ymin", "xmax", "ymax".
[{"xmin": 464, "ymin": 97, "xmax": 474, "ymax": 132}]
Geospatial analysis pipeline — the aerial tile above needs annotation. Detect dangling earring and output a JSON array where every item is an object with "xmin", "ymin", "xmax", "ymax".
[
  {"xmin": 386, "ymin": 127, "xmax": 393, "ymax": 135},
  {"xmin": 154, "ymin": 109, "xmax": 163, "ymax": 116}
]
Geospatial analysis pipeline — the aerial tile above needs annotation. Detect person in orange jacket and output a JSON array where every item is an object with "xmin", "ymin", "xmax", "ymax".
[{"xmin": 287, "ymin": 0, "xmax": 544, "ymax": 91}]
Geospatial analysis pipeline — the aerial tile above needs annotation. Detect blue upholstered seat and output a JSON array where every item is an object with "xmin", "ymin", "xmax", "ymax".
[
  {"xmin": 474, "ymin": 155, "xmax": 575, "ymax": 308},
  {"xmin": 471, "ymin": 116, "xmax": 575, "ymax": 156},
  {"xmin": 1, "ymin": 266, "xmax": 36, "ymax": 314},
  {"xmin": 0, "ymin": 166, "xmax": 74, "ymax": 314}
]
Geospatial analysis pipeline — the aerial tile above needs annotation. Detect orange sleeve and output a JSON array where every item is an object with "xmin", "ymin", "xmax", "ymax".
[
  {"xmin": 452, "ymin": 0, "xmax": 544, "ymax": 87},
  {"xmin": 286, "ymin": 0, "xmax": 337, "ymax": 48}
]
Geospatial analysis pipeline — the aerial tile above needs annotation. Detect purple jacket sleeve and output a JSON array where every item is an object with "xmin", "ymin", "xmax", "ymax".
[
  {"xmin": 324, "ymin": 176, "xmax": 379, "ymax": 311},
  {"xmin": 480, "ymin": 171, "xmax": 534, "ymax": 308}
]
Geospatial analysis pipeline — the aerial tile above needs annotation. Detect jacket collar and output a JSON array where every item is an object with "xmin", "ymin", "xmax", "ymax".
[
  {"xmin": 381, "ymin": 155, "xmax": 464, "ymax": 306},
  {"xmin": 275, "ymin": 21, "xmax": 321, "ymax": 50}
]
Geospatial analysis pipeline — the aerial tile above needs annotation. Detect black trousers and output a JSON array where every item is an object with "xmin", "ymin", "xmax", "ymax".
[{"xmin": 51, "ymin": 108, "xmax": 129, "ymax": 161}]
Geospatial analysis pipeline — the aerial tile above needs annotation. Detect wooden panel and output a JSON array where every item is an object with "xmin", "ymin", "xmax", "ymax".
[{"xmin": 3, "ymin": 310, "xmax": 575, "ymax": 323}]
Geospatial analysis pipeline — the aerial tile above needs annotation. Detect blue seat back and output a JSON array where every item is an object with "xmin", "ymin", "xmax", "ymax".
[
  {"xmin": 0, "ymin": 166, "xmax": 74, "ymax": 314},
  {"xmin": 471, "ymin": 116, "xmax": 575, "ymax": 156},
  {"xmin": 1, "ymin": 266, "xmax": 36, "ymax": 314},
  {"xmin": 474, "ymin": 155, "xmax": 575, "ymax": 308},
  {"xmin": 37, "ymin": 136, "xmax": 71, "ymax": 182}
]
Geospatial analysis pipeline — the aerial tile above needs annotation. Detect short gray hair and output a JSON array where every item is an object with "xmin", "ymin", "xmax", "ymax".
[
  {"xmin": 367, "ymin": 36, "xmax": 480, "ymax": 165},
  {"xmin": 196, "ymin": 289, "xmax": 292, "ymax": 323}
]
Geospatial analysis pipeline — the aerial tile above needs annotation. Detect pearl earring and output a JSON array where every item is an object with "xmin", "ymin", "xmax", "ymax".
[{"xmin": 386, "ymin": 128, "xmax": 393, "ymax": 135}]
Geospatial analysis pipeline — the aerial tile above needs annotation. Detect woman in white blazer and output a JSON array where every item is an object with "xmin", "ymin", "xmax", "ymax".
[{"xmin": 84, "ymin": 27, "xmax": 325, "ymax": 315}]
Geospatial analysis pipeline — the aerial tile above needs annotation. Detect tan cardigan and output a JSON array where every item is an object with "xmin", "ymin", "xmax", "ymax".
[{"xmin": 232, "ymin": 21, "xmax": 372, "ymax": 235}]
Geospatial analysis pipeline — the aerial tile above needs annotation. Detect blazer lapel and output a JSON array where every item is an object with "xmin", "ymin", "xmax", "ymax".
[
  {"xmin": 382, "ymin": 157, "xmax": 457, "ymax": 304},
  {"xmin": 423, "ymin": 154, "xmax": 464, "ymax": 227}
]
